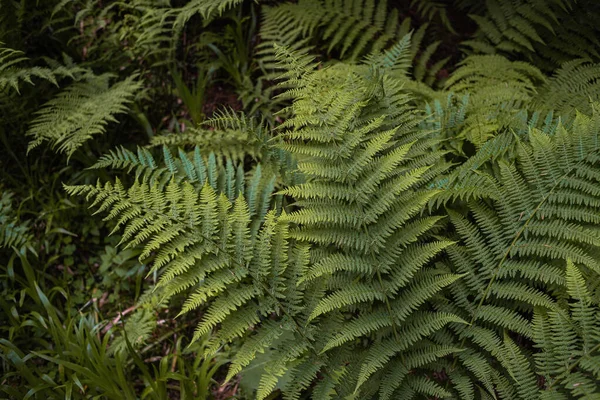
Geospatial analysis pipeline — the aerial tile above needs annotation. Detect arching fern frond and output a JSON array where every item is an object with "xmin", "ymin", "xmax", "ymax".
[
  {"xmin": 0, "ymin": 191, "xmax": 34, "ymax": 254},
  {"xmin": 534, "ymin": 59, "xmax": 600, "ymax": 117},
  {"xmin": 274, "ymin": 59, "xmax": 465, "ymax": 397},
  {"xmin": 0, "ymin": 43, "xmax": 81, "ymax": 94},
  {"xmin": 464, "ymin": 0, "xmax": 600, "ymax": 71},
  {"xmin": 533, "ymin": 261, "xmax": 600, "ymax": 397},
  {"xmin": 439, "ymin": 105, "xmax": 600, "ymax": 398},
  {"xmin": 26, "ymin": 73, "xmax": 142, "ymax": 158}
]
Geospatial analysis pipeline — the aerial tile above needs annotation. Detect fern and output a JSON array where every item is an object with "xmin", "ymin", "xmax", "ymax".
[
  {"xmin": 443, "ymin": 55, "xmax": 544, "ymax": 147},
  {"xmin": 534, "ymin": 59, "xmax": 600, "ymax": 116},
  {"xmin": 69, "ymin": 54, "xmax": 468, "ymax": 398},
  {"xmin": 272, "ymin": 59, "xmax": 465, "ymax": 398},
  {"xmin": 258, "ymin": 0, "xmax": 403, "ymax": 62},
  {"xmin": 0, "ymin": 43, "xmax": 80, "ymax": 94},
  {"xmin": 438, "ymin": 105, "xmax": 600, "ymax": 398},
  {"xmin": 150, "ymin": 110, "xmax": 272, "ymax": 161},
  {"xmin": 26, "ymin": 73, "xmax": 142, "ymax": 158},
  {"xmin": 150, "ymin": 127, "xmax": 259, "ymax": 161},
  {"xmin": 465, "ymin": 0, "xmax": 600, "ymax": 71},
  {"xmin": 533, "ymin": 261, "xmax": 600, "ymax": 397},
  {"xmin": 89, "ymin": 145, "xmax": 278, "ymax": 214},
  {"xmin": 0, "ymin": 191, "xmax": 34, "ymax": 254},
  {"xmin": 258, "ymin": 2, "xmax": 448, "ymax": 89},
  {"xmin": 172, "ymin": 0, "xmax": 246, "ymax": 31},
  {"xmin": 415, "ymin": 54, "xmax": 556, "ymax": 151}
]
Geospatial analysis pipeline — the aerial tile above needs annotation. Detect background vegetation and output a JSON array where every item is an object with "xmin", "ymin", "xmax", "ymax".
[{"xmin": 1, "ymin": 0, "xmax": 600, "ymax": 399}]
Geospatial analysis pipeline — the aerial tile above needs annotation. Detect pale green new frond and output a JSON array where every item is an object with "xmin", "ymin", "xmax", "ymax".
[{"xmin": 27, "ymin": 73, "xmax": 142, "ymax": 157}]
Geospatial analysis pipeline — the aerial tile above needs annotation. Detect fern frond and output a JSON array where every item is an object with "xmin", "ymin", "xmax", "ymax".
[
  {"xmin": 534, "ymin": 59, "xmax": 600, "ymax": 116},
  {"xmin": 1, "ymin": 45, "xmax": 57, "ymax": 93},
  {"xmin": 533, "ymin": 261, "xmax": 600, "ymax": 396},
  {"xmin": 465, "ymin": 0, "xmax": 600, "ymax": 71},
  {"xmin": 172, "ymin": 0, "xmax": 245, "ymax": 30},
  {"xmin": 27, "ymin": 73, "xmax": 142, "ymax": 157},
  {"xmin": 0, "ymin": 191, "xmax": 34, "ymax": 254},
  {"xmin": 444, "ymin": 105, "xmax": 600, "ymax": 397}
]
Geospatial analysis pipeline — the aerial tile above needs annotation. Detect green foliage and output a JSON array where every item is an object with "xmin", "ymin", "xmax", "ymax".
[
  {"xmin": 0, "ymin": 191, "xmax": 33, "ymax": 253},
  {"xmin": 5, "ymin": 0, "xmax": 600, "ymax": 398},
  {"xmin": 258, "ymin": 1, "xmax": 448, "ymax": 89},
  {"xmin": 69, "ymin": 55, "xmax": 465, "ymax": 399},
  {"xmin": 259, "ymin": 0, "xmax": 400, "ymax": 62},
  {"xmin": 465, "ymin": 0, "xmax": 600, "ymax": 70},
  {"xmin": 172, "ymin": 0, "xmax": 247, "ymax": 31},
  {"xmin": 533, "ymin": 262, "xmax": 600, "ymax": 397},
  {"xmin": 534, "ymin": 59, "xmax": 600, "ymax": 116},
  {"xmin": 27, "ymin": 73, "xmax": 142, "ymax": 157},
  {"xmin": 1, "ymin": 44, "xmax": 61, "ymax": 93},
  {"xmin": 440, "ymin": 54, "xmax": 545, "ymax": 148},
  {"xmin": 0, "ymin": 280, "xmax": 229, "ymax": 399},
  {"xmin": 435, "ymin": 105, "xmax": 600, "ymax": 398}
]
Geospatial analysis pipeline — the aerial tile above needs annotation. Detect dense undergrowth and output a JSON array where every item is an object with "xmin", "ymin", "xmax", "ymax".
[{"xmin": 1, "ymin": 0, "xmax": 600, "ymax": 399}]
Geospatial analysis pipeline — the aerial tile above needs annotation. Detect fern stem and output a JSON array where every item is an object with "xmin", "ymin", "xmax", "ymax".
[{"xmin": 376, "ymin": 269, "xmax": 400, "ymax": 342}]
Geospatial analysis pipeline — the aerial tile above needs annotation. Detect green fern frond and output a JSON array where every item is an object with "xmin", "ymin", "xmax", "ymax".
[
  {"xmin": 465, "ymin": 0, "xmax": 600, "ymax": 71},
  {"xmin": 0, "ymin": 191, "xmax": 34, "ymax": 254},
  {"xmin": 534, "ymin": 59, "xmax": 600, "ymax": 116},
  {"xmin": 0, "ymin": 43, "xmax": 81, "ymax": 94},
  {"xmin": 172, "ymin": 0, "xmax": 245, "ymax": 31},
  {"xmin": 27, "ymin": 73, "xmax": 142, "ymax": 157},
  {"xmin": 150, "ymin": 128, "xmax": 260, "ymax": 161},
  {"xmin": 415, "ymin": 55, "xmax": 549, "ymax": 149},
  {"xmin": 274, "ymin": 57, "xmax": 465, "ymax": 395},
  {"xmin": 443, "ymin": 105, "xmax": 600, "ymax": 397},
  {"xmin": 533, "ymin": 261, "xmax": 600, "ymax": 396},
  {"xmin": 260, "ymin": 0, "xmax": 406, "ymax": 62}
]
